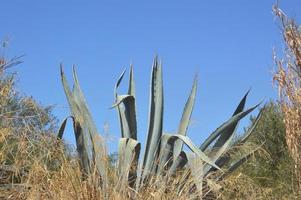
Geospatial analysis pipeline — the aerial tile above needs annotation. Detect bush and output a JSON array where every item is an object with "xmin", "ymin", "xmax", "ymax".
[{"xmin": 221, "ymin": 102, "xmax": 299, "ymax": 199}]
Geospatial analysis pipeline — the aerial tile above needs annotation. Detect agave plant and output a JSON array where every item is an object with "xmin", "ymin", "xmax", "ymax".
[{"xmin": 58, "ymin": 58, "xmax": 262, "ymax": 199}]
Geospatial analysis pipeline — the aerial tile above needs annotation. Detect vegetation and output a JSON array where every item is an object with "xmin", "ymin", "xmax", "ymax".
[
  {"xmin": 221, "ymin": 102, "xmax": 299, "ymax": 199},
  {"xmin": 273, "ymin": 5, "xmax": 301, "ymax": 193},
  {"xmin": 58, "ymin": 58, "xmax": 261, "ymax": 199},
  {"xmin": 0, "ymin": 53, "xmax": 262, "ymax": 199},
  {"xmin": 0, "ymin": 48, "xmax": 60, "ymax": 199},
  {"xmin": 1, "ymin": 4, "xmax": 301, "ymax": 200},
  {"xmin": 245, "ymin": 103, "xmax": 295, "ymax": 194},
  {"xmin": 220, "ymin": 7, "xmax": 301, "ymax": 199},
  {"xmin": 0, "ymin": 57, "xmax": 56, "ymax": 135}
]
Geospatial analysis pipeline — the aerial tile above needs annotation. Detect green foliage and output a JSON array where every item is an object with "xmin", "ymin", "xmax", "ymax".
[
  {"xmin": 0, "ymin": 56, "xmax": 57, "ymax": 135},
  {"xmin": 0, "ymin": 55, "xmax": 61, "ymax": 195},
  {"xmin": 236, "ymin": 102, "xmax": 299, "ymax": 199}
]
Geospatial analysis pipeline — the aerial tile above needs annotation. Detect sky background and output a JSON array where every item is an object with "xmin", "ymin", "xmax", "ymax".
[{"xmin": 1, "ymin": 1, "xmax": 301, "ymax": 153}]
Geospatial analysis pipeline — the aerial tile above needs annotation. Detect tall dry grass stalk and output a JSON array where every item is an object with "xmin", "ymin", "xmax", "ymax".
[{"xmin": 273, "ymin": 5, "xmax": 301, "ymax": 192}]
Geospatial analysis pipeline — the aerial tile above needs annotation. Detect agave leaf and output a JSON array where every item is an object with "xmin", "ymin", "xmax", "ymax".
[
  {"xmin": 215, "ymin": 109, "xmax": 263, "ymax": 169},
  {"xmin": 60, "ymin": 65, "xmax": 79, "ymax": 115},
  {"xmin": 69, "ymin": 67, "xmax": 94, "ymax": 162},
  {"xmin": 61, "ymin": 66, "xmax": 90, "ymax": 175},
  {"xmin": 73, "ymin": 120, "xmax": 91, "ymax": 176},
  {"xmin": 163, "ymin": 134, "xmax": 221, "ymax": 170},
  {"xmin": 72, "ymin": 67, "xmax": 108, "ymax": 184},
  {"xmin": 156, "ymin": 133, "xmax": 174, "ymax": 176},
  {"xmin": 93, "ymin": 133, "xmax": 108, "ymax": 165},
  {"xmin": 118, "ymin": 138, "xmax": 128, "ymax": 175},
  {"xmin": 204, "ymin": 132, "xmax": 235, "ymax": 175},
  {"xmin": 173, "ymin": 76, "xmax": 197, "ymax": 161},
  {"xmin": 233, "ymin": 89, "xmax": 250, "ymax": 115},
  {"xmin": 111, "ymin": 95, "xmax": 133, "ymax": 108},
  {"xmin": 217, "ymin": 148, "xmax": 259, "ymax": 181},
  {"xmin": 74, "ymin": 119, "xmax": 91, "ymax": 175},
  {"xmin": 168, "ymin": 151, "xmax": 188, "ymax": 175},
  {"xmin": 114, "ymin": 68, "xmax": 126, "ymax": 98},
  {"xmin": 118, "ymin": 98, "xmax": 137, "ymax": 140},
  {"xmin": 128, "ymin": 65, "xmax": 135, "ymax": 97},
  {"xmin": 117, "ymin": 138, "xmax": 141, "ymax": 188},
  {"xmin": 72, "ymin": 66, "xmax": 104, "ymax": 137},
  {"xmin": 57, "ymin": 116, "xmax": 73, "ymax": 139},
  {"xmin": 212, "ymin": 90, "xmax": 250, "ymax": 149},
  {"xmin": 199, "ymin": 102, "xmax": 260, "ymax": 151},
  {"xmin": 186, "ymin": 152, "xmax": 204, "ymax": 198},
  {"xmin": 112, "ymin": 95, "xmax": 137, "ymax": 139},
  {"xmin": 235, "ymin": 108, "xmax": 263, "ymax": 145},
  {"xmin": 140, "ymin": 57, "xmax": 164, "ymax": 184},
  {"xmin": 61, "ymin": 66, "xmax": 108, "ymax": 189},
  {"xmin": 72, "ymin": 66, "xmax": 100, "ymax": 140},
  {"xmin": 113, "ymin": 67, "xmax": 137, "ymax": 140}
]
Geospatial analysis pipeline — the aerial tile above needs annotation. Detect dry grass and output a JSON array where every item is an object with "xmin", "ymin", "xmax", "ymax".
[
  {"xmin": 0, "ymin": 130, "xmax": 206, "ymax": 200},
  {"xmin": 0, "ymin": 123, "xmax": 262, "ymax": 200},
  {"xmin": 273, "ymin": 5, "xmax": 301, "ymax": 193}
]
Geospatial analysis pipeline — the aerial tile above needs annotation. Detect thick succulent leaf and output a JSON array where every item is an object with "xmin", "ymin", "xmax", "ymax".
[
  {"xmin": 72, "ymin": 67, "xmax": 103, "ymax": 136},
  {"xmin": 57, "ymin": 116, "xmax": 73, "ymax": 139},
  {"xmin": 63, "ymin": 66, "xmax": 94, "ymax": 165},
  {"xmin": 118, "ymin": 139, "xmax": 127, "ymax": 175},
  {"xmin": 117, "ymin": 138, "xmax": 141, "ymax": 188},
  {"xmin": 233, "ymin": 89, "xmax": 250, "ymax": 115},
  {"xmin": 128, "ymin": 65, "xmax": 135, "ymax": 97},
  {"xmin": 156, "ymin": 133, "xmax": 174, "ymax": 175},
  {"xmin": 60, "ymin": 65, "xmax": 79, "ymax": 115},
  {"xmin": 140, "ymin": 57, "xmax": 164, "ymax": 183},
  {"xmin": 112, "ymin": 95, "xmax": 137, "ymax": 139},
  {"xmin": 168, "ymin": 151, "xmax": 188, "ymax": 175},
  {"xmin": 212, "ymin": 90, "xmax": 250, "ymax": 149},
  {"xmin": 93, "ymin": 133, "xmax": 109, "ymax": 191},
  {"xmin": 73, "ymin": 119, "xmax": 91, "ymax": 175},
  {"xmin": 61, "ymin": 66, "xmax": 108, "ymax": 188},
  {"xmin": 111, "ymin": 95, "xmax": 133, "ymax": 108},
  {"xmin": 217, "ymin": 148, "xmax": 259, "ymax": 181},
  {"xmin": 118, "ymin": 100, "xmax": 137, "ymax": 139},
  {"xmin": 186, "ymin": 152, "xmax": 204, "ymax": 198},
  {"xmin": 217, "ymin": 109, "xmax": 263, "ymax": 169},
  {"xmin": 72, "ymin": 67, "xmax": 108, "ymax": 182},
  {"xmin": 72, "ymin": 67, "xmax": 100, "ymax": 139},
  {"xmin": 199, "ymin": 103, "xmax": 260, "ymax": 151},
  {"xmin": 214, "ymin": 109, "xmax": 263, "ymax": 169},
  {"xmin": 61, "ymin": 66, "xmax": 90, "ymax": 175},
  {"xmin": 113, "ymin": 67, "xmax": 137, "ymax": 139},
  {"xmin": 163, "ymin": 134, "xmax": 221, "ymax": 170},
  {"xmin": 173, "ymin": 76, "xmax": 197, "ymax": 161},
  {"xmin": 114, "ymin": 68, "xmax": 126, "ymax": 98},
  {"xmin": 235, "ymin": 108, "xmax": 263, "ymax": 145},
  {"xmin": 204, "ymin": 132, "xmax": 235, "ymax": 175}
]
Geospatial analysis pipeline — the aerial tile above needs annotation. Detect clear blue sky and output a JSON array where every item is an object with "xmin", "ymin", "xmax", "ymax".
[{"xmin": 1, "ymin": 1, "xmax": 301, "ymax": 152}]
